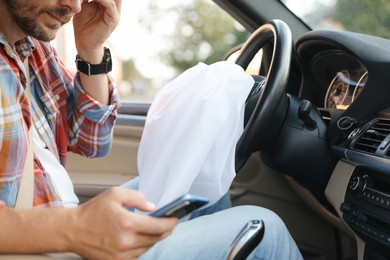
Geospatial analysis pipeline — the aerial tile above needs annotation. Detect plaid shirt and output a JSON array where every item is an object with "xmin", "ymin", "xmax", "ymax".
[{"xmin": 0, "ymin": 35, "xmax": 120, "ymax": 207}]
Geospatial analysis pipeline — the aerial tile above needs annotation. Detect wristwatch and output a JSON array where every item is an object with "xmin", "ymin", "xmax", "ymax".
[{"xmin": 75, "ymin": 47, "xmax": 112, "ymax": 76}]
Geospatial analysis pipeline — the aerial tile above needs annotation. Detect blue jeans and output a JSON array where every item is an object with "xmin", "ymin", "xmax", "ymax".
[{"xmin": 121, "ymin": 178, "xmax": 303, "ymax": 259}]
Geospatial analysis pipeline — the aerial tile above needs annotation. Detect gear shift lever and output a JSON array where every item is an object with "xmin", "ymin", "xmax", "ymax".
[{"xmin": 225, "ymin": 219, "xmax": 265, "ymax": 260}]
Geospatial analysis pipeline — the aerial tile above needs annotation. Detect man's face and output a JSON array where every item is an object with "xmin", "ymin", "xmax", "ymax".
[{"xmin": 4, "ymin": 0, "xmax": 74, "ymax": 42}]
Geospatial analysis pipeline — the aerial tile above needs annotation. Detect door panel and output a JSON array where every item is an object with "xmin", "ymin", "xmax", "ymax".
[{"xmin": 66, "ymin": 104, "xmax": 147, "ymax": 203}]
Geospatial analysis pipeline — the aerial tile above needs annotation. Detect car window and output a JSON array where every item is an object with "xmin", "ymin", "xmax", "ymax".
[
  {"xmin": 52, "ymin": 0, "xmax": 249, "ymax": 102},
  {"xmin": 281, "ymin": 0, "xmax": 390, "ymax": 39}
]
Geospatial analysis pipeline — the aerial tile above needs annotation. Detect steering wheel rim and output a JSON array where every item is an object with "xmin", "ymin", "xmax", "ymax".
[{"xmin": 235, "ymin": 19, "xmax": 292, "ymax": 172}]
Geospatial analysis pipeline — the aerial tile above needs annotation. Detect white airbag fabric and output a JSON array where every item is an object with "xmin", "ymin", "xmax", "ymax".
[{"xmin": 137, "ymin": 61, "xmax": 254, "ymax": 210}]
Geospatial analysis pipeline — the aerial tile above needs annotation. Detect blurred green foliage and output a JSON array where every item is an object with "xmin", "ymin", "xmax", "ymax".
[
  {"xmin": 335, "ymin": 0, "xmax": 390, "ymax": 39},
  {"xmin": 139, "ymin": 0, "xmax": 249, "ymax": 73}
]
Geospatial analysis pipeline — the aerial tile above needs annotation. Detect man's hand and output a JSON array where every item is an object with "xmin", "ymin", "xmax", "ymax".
[
  {"xmin": 73, "ymin": 0, "xmax": 122, "ymax": 63},
  {"xmin": 72, "ymin": 0, "xmax": 122, "ymax": 104},
  {"xmin": 69, "ymin": 187, "xmax": 178, "ymax": 259}
]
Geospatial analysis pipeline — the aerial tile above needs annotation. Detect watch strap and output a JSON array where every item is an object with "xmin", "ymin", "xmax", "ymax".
[{"xmin": 76, "ymin": 47, "xmax": 112, "ymax": 76}]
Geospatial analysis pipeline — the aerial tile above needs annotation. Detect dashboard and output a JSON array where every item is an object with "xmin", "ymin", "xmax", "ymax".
[
  {"xmin": 325, "ymin": 69, "xmax": 367, "ymax": 110},
  {"xmin": 294, "ymin": 29, "xmax": 390, "ymax": 259},
  {"xmin": 295, "ymin": 30, "xmax": 390, "ymax": 174},
  {"xmin": 303, "ymin": 50, "xmax": 368, "ymax": 110}
]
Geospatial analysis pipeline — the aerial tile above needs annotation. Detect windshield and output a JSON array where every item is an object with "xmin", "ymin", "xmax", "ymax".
[{"xmin": 281, "ymin": 0, "xmax": 390, "ymax": 39}]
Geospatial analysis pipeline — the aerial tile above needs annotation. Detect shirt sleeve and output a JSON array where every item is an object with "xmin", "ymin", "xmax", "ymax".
[
  {"xmin": 73, "ymin": 72, "xmax": 120, "ymax": 124},
  {"xmin": 66, "ymin": 72, "xmax": 121, "ymax": 158},
  {"xmin": 46, "ymin": 42, "xmax": 120, "ymax": 157},
  {"xmin": 43, "ymin": 41, "xmax": 121, "ymax": 159}
]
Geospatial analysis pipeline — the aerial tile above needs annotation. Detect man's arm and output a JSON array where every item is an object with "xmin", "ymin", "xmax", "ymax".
[
  {"xmin": 73, "ymin": 0, "xmax": 122, "ymax": 105},
  {"xmin": 77, "ymin": 50, "xmax": 111, "ymax": 105},
  {"xmin": 0, "ymin": 188, "xmax": 177, "ymax": 259},
  {"xmin": 59, "ymin": 0, "xmax": 122, "ymax": 158}
]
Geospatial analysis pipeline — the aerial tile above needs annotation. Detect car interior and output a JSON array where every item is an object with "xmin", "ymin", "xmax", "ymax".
[{"xmin": 4, "ymin": 0, "xmax": 390, "ymax": 259}]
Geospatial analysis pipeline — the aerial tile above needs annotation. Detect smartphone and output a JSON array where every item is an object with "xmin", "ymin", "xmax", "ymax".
[
  {"xmin": 149, "ymin": 194, "xmax": 209, "ymax": 219},
  {"xmin": 225, "ymin": 219, "xmax": 265, "ymax": 260}
]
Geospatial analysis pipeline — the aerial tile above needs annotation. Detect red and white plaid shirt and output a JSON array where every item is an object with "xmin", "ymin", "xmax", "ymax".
[{"xmin": 0, "ymin": 35, "xmax": 120, "ymax": 207}]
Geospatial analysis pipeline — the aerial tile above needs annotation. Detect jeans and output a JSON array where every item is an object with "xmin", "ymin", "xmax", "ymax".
[{"xmin": 121, "ymin": 178, "xmax": 303, "ymax": 260}]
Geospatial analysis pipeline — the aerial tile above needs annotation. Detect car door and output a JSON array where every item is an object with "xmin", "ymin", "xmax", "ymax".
[{"xmin": 66, "ymin": 102, "xmax": 149, "ymax": 203}]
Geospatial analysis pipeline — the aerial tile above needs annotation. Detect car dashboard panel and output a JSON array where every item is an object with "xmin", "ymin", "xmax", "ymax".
[
  {"xmin": 296, "ymin": 30, "xmax": 390, "ymax": 170},
  {"xmin": 296, "ymin": 30, "xmax": 390, "ymax": 258},
  {"xmin": 310, "ymin": 51, "xmax": 368, "ymax": 110}
]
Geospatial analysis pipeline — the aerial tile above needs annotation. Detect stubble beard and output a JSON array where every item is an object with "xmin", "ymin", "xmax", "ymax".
[{"xmin": 4, "ymin": 0, "xmax": 73, "ymax": 42}]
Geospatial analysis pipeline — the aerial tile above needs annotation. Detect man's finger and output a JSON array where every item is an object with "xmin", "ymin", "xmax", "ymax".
[{"xmin": 120, "ymin": 212, "xmax": 178, "ymax": 236}]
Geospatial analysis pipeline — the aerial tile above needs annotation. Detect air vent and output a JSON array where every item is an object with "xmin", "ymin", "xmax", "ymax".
[{"xmin": 352, "ymin": 118, "xmax": 390, "ymax": 154}]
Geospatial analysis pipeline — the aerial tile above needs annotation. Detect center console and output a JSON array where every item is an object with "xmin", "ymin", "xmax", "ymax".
[{"xmin": 341, "ymin": 167, "xmax": 390, "ymax": 259}]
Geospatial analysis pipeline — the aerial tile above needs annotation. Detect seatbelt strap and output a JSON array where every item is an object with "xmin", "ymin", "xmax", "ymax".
[{"xmin": 15, "ymin": 59, "xmax": 34, "ymax": 209}]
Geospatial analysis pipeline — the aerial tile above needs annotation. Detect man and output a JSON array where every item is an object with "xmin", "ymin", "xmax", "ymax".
[{"xmin": 0, "ymin": 0, "xmax": 303, "ymax": 259}]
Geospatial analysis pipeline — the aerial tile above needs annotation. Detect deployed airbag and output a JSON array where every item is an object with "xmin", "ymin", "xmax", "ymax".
[{"xmin": 137, "ymin": 61, "xmax": 254, "ymax": 210}]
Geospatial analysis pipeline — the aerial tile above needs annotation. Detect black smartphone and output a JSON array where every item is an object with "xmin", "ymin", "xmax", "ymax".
[
  {"xmin": 149, "ymin": 194, "xmax": 209, "ymax": 219},
  {"xmin": 225, "ymin": 219, "xmax": 265, "ymax": 260}
]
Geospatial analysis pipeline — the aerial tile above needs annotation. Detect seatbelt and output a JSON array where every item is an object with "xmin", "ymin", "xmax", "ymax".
[{"xmin": 15, "ymin": 59, "xmax": 34, "ymax": 209}]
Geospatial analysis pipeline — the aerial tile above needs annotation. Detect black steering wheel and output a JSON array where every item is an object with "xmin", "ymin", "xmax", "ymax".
[{"xmin": 235, "ymin": 19, "xmax": 292, "ymax": 172}]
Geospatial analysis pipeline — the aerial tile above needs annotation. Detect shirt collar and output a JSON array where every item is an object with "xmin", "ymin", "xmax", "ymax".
[
  {"xmin": 0, "ymin": 32, "xmax": 36, "ymax": 60},
  {"xmin": 15, "ymin": 36, "xmax": 36, "ymax": 59}
]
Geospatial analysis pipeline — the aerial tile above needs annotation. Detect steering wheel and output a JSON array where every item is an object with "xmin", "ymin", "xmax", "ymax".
[{"xmin": 235, "ymin": 19, "xmax": 292, "ymax": 172}]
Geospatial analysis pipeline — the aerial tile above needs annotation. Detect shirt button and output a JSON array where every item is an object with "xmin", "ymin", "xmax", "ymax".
[{"xmin": 55, "ymin": 95, "xmax": 60, "ymax": 100}]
